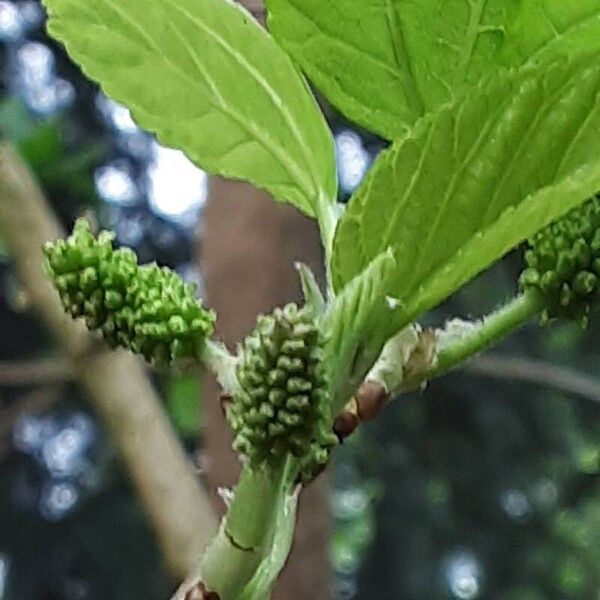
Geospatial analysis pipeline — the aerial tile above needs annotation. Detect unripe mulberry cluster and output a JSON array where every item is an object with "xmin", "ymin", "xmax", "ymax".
[
  {"xmin": 228, "ymin": 304, "xmax": 337, "ymax": 478},
  {"xmin": 44, "ymin": 218, "xmax": 215, "ymax": 365},
  {"xmin": 520, "ymin": 196, "xmax": 600, "ymax": 326}
]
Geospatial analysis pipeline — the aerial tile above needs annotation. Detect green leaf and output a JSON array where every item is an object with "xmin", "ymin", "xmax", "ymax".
[
  {"xmin": 43, "ymin": 0, "xmax": 337, "ymax": 216},
  {"xmin": 266, "ymin": 0, "xmax": 517, "ymax": 138},
  {"xmin": 332, "ymin": 57, "xmax": 600, "ymax": 333},
  {"xmin": 295, "ymin": 261, "xmax": 325, "ymax": 314},
  {"xmin": 323, "ymin": 249, "xmax": 400, "ymax": 412},
  {"xmin": 266, "ymin": 0, "xmax": 600, "ymax": 138},
  {"xmin": 501, "ymin": 1, "xmax": 600, "ymax": 68}
]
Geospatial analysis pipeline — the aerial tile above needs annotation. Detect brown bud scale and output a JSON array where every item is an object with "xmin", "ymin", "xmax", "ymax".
[
  {"xmin": 333, "ymin": 411, "xmax": 359, "ymax": 441},
  {"xmin": 356, "ymin": 381, "xmax": 390, "ymax": 422},
  {"xmin": 184, "ymin": 581, "xmax": 221, "ymax": 600}
]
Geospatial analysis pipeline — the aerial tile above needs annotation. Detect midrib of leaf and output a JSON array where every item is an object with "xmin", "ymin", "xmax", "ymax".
[
  {"xmin": 384, "ymin": 0, "xmax": 423, "ymax": 118},
  {"xmin": 454, "ymin": 0, "xmax": 489, "ymax": 87},
  {"xmin": 93, "ymin": 0, "xmax": 317, "ymax": 203}
]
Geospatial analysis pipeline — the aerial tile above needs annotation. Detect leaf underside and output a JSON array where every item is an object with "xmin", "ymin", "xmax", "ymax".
[
  {"xmin": 331, "ymin": 57, "xmax": 600, "ymax": 331},
  {"xmin": 43, "ymin": 0, "xmax": 337, "ymax": 216}
]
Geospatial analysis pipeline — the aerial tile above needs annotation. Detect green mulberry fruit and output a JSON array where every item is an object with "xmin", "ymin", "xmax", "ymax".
[
  {"xmin": 43, "ymin": 218, "xmax": 215, "ymax": 366},
  {"xmin": 520, "ymin": 196, "xmax": 600, "ymax": 326},
  {"xmin": 228, "ymin": 303, "xmax": 337, "ymax": 478}
]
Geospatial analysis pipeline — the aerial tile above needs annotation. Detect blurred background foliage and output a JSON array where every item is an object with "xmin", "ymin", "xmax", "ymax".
[{"xmin": 0, "ymin": 2, "xmax": 598, "ymax": 599}]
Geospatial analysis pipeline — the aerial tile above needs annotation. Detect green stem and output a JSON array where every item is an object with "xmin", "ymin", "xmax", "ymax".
[
  {"xmin": 430, "ymin": 290, "xmax": 545, "ymax": 381},
  {"xmin": 199, "ymin": 457, "xmax": 296, "ymax": 599},
  {"xmin": 316, "ymin": 198, "xmax": 344, "ymax": 293}
]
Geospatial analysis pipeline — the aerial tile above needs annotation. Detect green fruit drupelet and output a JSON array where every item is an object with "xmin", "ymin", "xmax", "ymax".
[
  {"xmin": 520, "ymin": 196, "xmax": 600, "ymax": 327},
  {"xmin": 43, "ymin": 218, "xmax": 215, "ymax": 366},
  {"xmin": 228, "ymin": 303, "xmax": 337, "ymax": 479}
]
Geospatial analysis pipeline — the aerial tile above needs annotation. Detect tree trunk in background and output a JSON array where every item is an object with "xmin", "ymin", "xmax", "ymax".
[{"xmin": 198, "ymin": 177, "xmax": 331, "ymax": 600}]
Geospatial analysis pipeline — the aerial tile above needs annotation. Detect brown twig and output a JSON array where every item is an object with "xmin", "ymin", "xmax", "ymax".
[
  {"xmin": 0, "ymin": 357, "xmax": 73, "ymax": 386},
  {"xmin": 0, "ymin": 142, "xmax": 217, "ymax": 578},
  {"xmin": 464, "ymin": 354, "xmax": 600, "ymax": 405}
]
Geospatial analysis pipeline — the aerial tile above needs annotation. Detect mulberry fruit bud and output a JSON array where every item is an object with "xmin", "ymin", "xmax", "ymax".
[
  {"xmin": 228, "ymin": 303, "xmax": 337, "ymax": 477},
  {"xmin": 43, "ymin": 218, "xmax": 215, "ymax": 366},
  {"xmin": 520, "ymin": 196, "xmax": 600, "ymax": 326}
]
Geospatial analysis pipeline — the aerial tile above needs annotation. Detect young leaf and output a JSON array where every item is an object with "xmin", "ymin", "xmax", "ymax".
[
  {"xmin": 331, "ymin": 57, "xmax": 600, "ymax": 334},
  {"xmin": 266, "ymin": 0, "xmax": 600, "ymax": 138},
  {"xmin": 322, "ymin": 249, "xmax": 400, "ymax": 412},
  {"xmin": 42, "ymin": 0, "xmax": 337, "ymax": 216},
  {"xmin": 295, "ymin": 261, "xmax": 326, "ymax": 314}
]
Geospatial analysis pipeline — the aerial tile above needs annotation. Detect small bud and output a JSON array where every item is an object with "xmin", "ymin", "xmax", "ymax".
[{"xmin": 520, "ymin": 196, "xmax": 600, "ymax": 324}]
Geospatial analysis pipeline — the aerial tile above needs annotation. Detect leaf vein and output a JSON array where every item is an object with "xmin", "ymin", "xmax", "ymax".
[
  {"xmin": 163, "ymin": 0, "xmax": 317, "ymax": 198},
  {"xmin": 384, "ymin": 0, "xmax": 424, "ymax": 117},
  {"xmin": 406, "ymin": 85, "xmax": 517, "ymax": 291}
]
